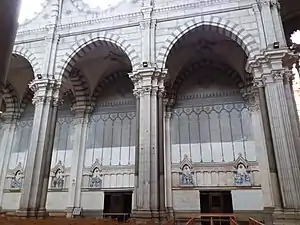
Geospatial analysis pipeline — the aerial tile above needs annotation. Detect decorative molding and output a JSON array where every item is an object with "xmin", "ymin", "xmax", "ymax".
[
  {"xmin": 56, "ymin": 32, "xmax": 140, "ymax": 79},
  {"xmin": 12, "ymin": 45, "xmax": 41, "ymax": 76},
  {"xmin": 157, "ymin": 15, "xmax": 260, "ymax": 68}
]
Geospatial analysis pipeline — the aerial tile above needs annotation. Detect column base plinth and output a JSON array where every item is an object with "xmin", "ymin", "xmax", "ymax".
[
  {"xmin": 271, "ymin": 208, "xmax": 300, "ymax": 225},
  {"xmin": 131, "ymin": 209, "xmax": 168, "ymax": 222},
  {"xmin": 16, "ymin": 208, "xmax": 48, "ymax": 218}
]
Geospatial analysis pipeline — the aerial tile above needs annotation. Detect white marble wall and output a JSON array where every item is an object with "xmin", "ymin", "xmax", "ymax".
[{"xmin": 172, "ymin": 189, "xmax": 263, "ymax": 211}]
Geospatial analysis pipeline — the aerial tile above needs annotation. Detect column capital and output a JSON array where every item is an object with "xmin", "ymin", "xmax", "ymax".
[
  {"xmin": 30, "ymin": 79, "xmax": 61, "ymax": 106},
  {"xmin": 130, "ymin": 68, "xmax": 167, "ymax": 98},
  {"xmin": 71, "ymin": 102, "xmax": 94, "ymax": 118},
  {"xmin": 29, "ymin": 78, "xmax": 60, "ymax": 93},
  {"xmin": 241, "ymin": 86, "xmax": 261, "ymax": 112},
  {"xmin": 246, "ymin": 48, "xmax": 291, "ymax": 76}
]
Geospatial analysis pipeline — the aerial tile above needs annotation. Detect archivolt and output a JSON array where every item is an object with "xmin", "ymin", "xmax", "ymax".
[
  {"xmin": 69, "ymin": 68, "xmax": 90, "ymax": 104},
  {"xmin": 12, "ymin": 45, "xmax": 41, "ymax": 76},
  {"xmin": 168, "ymin": 60, "xmax": 249, "ymax": 96},
  {"xmin": 92, "ymin": 71, "xmax": 131, "ymax": 102},
  {"xmin": 3, "ymin": 83, "xmax": 19, "ymax": 117},
  {"xmin": 156, "ymin": 15, "xmax": 260, "ymax": 69},
  {"xmin": 56, "ymin": 32, "xmax": 140, "ymax": 79}
]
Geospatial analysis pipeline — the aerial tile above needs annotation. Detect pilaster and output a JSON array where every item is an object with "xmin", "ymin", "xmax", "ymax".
[
  {"xmin": 0, "ymin": 115, "xmax": 19, "ymax": 209},
  {"xmin": 130, "ymin": 67, "xmax": 167, "ymax": 221},
  {"xmin": 17, "ymin": 78, "xmax": 60, "ymax": 217},
  {"xmin": 139, "ymin": 6, "xmax": 156, "ymax": 67},
  {"xmin": 243, "ymin": 85, "xmax": 281, "ymax": 221},
  {"xmin": 247, "ymin": 49, "xmax": 300, "ymax": 211},
  {"xmin": 66, "ymin": 103, "xmax": 93, "ymax": 218},
  {"xmin": 256, "ymin": 0, "xmax": 286, "ymax": 48}
]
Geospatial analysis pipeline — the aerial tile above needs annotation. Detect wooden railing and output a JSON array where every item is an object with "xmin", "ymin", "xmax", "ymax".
[
  {"xmin": 249, "ymin": 217, "xmax": 264, "ymax": 225},
  {"xmin": 184, "ymin": 213, "xmax": 238, "ymax": 225}
]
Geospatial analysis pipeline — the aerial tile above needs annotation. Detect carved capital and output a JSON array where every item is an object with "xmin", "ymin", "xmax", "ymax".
[
  {"xmin": 53, "ymin": 97, "xmax": 64, "ymax": 107},
  {"xmin": 30, "ymin": 79, "xmax": 55, "ymax": 91},
  {"xmin": 139, "ymin": 20, "xmax": 151, "ymax": 30}
]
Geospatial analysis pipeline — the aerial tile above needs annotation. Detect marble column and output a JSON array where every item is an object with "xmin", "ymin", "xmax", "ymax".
[
  {"xmin": 246, "ymin": 85, "xmax": 281, "ymax": 211},
  {"xmin": 262, "ymin": 71, "xmax": 300, "ymax": 209},
  {"xmin": 163, "ymin": 106, "xmax": 173, "ymax": 217},
  {"xmin": 0, "ymin": 116, "xmax": 19, "ymax": 208},
  {"xmin": 130, "ymin": 68, "xmax": 167, "ymax": 220},
  {"xmin": 133, "ymin": 94, "xmax": 140, "ymax": 210},
  {"xmin": 247, "ymin": 49, "xmax": 300, "ymax": 211},
  {"xmin": 0, "ymin": 0, "xmax": 21, "ymax": 111},
  {"xmin": 66, "ymin": 104, "xmax": 92, "ymax": 218},
  {"xmin": 17, "ymin": 78, "xmax": 60, "ymax": 217}
]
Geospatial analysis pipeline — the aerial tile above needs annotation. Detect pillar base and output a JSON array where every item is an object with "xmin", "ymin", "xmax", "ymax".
[
  {"xmin": 271, "ymin": 208, "xmax": 300, "ymax": 225},
  {"xmin": 165, "ymin": 207, "xmax": 174, "ymax": 219},
  {"xmin": 16, "ymin": 208, "xmax": 48, "ymax": 218},
  {"xmin": 131, "ymin": 209, "xmax": 168, "ymax": 222}
]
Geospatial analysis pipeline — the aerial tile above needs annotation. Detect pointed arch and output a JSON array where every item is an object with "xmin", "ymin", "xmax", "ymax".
[
  {"xmin": 156, "ymin": 16, "xmax": 260, "ymax": 69},
  {"xmin": 56, "ymin": 32, "xmax": 140, "ymax": 79},
  {"xmin": 69, "ymin": 68, "xmax": 90, "ymax": 104},
  {"xmin": 92, "ymin": 71, "xmax": 131, "ymax": 101},
  {"xmin": 20, "ymin": 88, "xmax": 34, "ymax": 114},
  {"xmin": 12, "ymin": 45, "xmax": 41, "ymax": 76},
  {"xmin": 3, "ymin": 82, "xmax": 19, "ymax": 117}
]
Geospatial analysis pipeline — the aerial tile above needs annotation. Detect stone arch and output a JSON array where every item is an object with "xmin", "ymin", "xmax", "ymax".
[
  {"xmin": 92, "ymin": 71, "xmax": 131, "ymax": 102},
  {"xmin": 56, "ymin": 32, "xmax": 140, "ymax": 79},
  {"xmin": 156, "ymin": 16, "xmax": 260, "ymax": 69},
  {"xmin": 20, "ymin": 88, "xmax": 34, "ymax": 113},
  {"xmin": 69, "ymin": 68, "xmax": 90, "ymax": 103},
  {"xmin": 170, "ymin": 60, "xmax": 246, "ymax": 96},
  {"xmin": 12, "ymin": 45, "xmax": 41, "ymax": 76},
  {"xmin": 3, "ymin": 82, "xmax": 19, "ymax": 117}
]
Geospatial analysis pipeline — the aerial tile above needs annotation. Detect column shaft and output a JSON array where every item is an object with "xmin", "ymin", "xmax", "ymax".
[
  {"xmin": 248, "ymin": 86, "xmax": 281, "ymax": 209},
  {"xmin": 0, "ymin": 118, "xmax": 18, "ymax": 207},
  {"xmin": 164, "ymin": 110, "xmax": 173, "ymax": 214},
  {"xmin": 67, "ymin": 109, "xmax": 90, "ymax": 217},
  {"xmin": 131, "ymin": 68, "xmax": 167, "ymax": 220},
  {"xmin": 133, "ymin": 97, "xmax": 140, "ymax": 209},
  {"xmin": 18, "ymin": 79, "xmax": 59, "ymax": 217},
  {"xmin": 264, "ymin": 74, "xmax": 300, "ymax": 209},
  {"xmin": 158, "ymin": 92, "xmax": 165, "ymax": 213}
]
